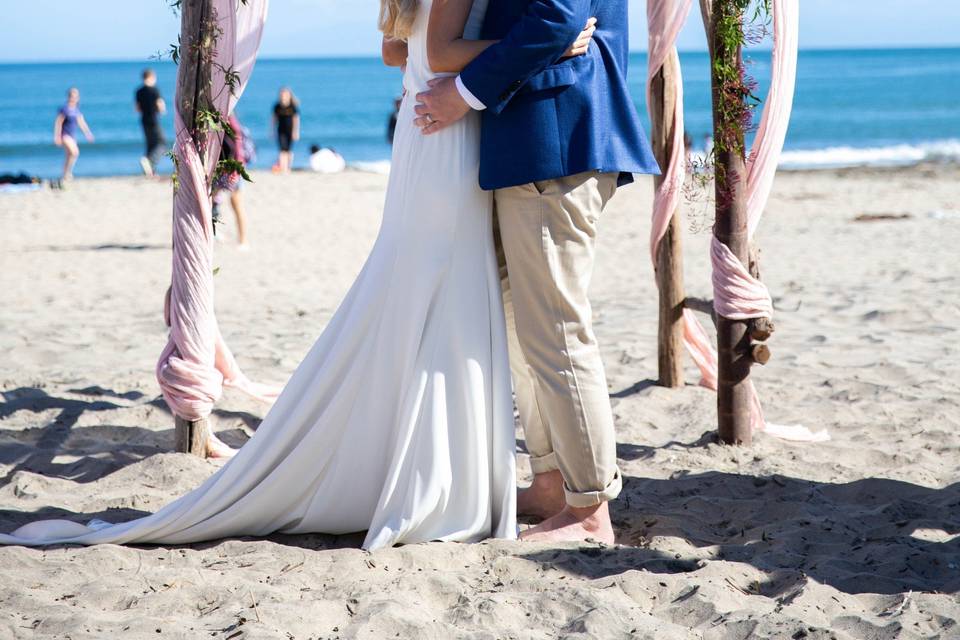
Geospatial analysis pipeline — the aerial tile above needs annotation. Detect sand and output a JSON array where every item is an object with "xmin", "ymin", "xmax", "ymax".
[{"xmin": 1, "ymin": 164, "xmax": 959, "ymax": 639}]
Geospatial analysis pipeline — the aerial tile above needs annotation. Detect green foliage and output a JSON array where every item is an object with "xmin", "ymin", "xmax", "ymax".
[
  {"xmin": 195, "ymin": 107, "xmax": 236, "ymax": 139},
  {"xmin": 169, "ymin": 38, "xmax": 181, "ymax": 65},
  {"xmin": 216, "ymin": 158, "xmax": 253, "ymax": 184},
  {"xmin": 149, "ymin": 37, "xmax": 181, "ymax": 65},
  {"xmin": 711, "ymin": 0, "xmax": 771, "ymax": 158},
  {"xmin": 166, "ymin": 150, "xmax": 181, "ymax": 191},
  {"xmin": 679, "ymin": 0, "xmax": 772, "ymax": 217},
  {"xmin": 163, "ymin": 1, "xmax": 249, "ymax": 198},
  {"xmin": 704, "ymin": 0, "xmax": 771, "ymax": 206},
  {"xmin": 221, "ymin": 66, "xmax": 241, "ymax": 97}
]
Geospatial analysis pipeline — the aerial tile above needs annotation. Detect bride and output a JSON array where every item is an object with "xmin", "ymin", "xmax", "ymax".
[{"xmin": 0, "ymin": 0, "xmax": 594, "ymax": 550}]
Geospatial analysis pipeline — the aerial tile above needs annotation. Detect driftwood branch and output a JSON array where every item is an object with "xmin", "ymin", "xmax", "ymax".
[
  {"xmin": 746, "ymin": 245, "xmax": 776, "ymax": 341},
  {"xmin": 750, "ymin": 343, "xmax": 771, "ymax": 365},
  {"xmin": 749, "ymin": 318, "xmax": 775, "ymax": 342},
  {"xmin": 684, "ymin": 296, "xmax": 717, "ymax": 327}
]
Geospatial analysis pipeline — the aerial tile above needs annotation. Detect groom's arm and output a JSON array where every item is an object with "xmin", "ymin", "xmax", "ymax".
[{"xmin": 458, "ymin": 0, "xmax": 591, "ymax": 115}]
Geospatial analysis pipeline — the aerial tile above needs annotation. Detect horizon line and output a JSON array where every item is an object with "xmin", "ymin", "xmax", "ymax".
[{"xmin": 1, "ymin": 44, "xmax": 958, "ymax": 66}]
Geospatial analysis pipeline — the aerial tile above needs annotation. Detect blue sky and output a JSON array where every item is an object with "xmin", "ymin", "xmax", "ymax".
[{"xmin": 1, "ymin": 0, "xmax": 958, "ymax": 62}]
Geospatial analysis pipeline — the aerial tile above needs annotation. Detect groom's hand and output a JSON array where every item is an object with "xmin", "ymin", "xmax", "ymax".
[{"xmin": 414, "ymin": 77, "xmax": 471, "ymax": 135}]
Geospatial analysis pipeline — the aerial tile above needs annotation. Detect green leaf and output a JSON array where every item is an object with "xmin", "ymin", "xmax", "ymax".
[{"xmin": 216, "ymin": 158, "xmax": 253, "ymax": 184}]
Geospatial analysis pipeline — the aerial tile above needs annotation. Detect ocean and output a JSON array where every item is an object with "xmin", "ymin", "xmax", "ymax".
[{"xmin": 1, "ymin": 48, "xmax": 958, "ymax": 178}]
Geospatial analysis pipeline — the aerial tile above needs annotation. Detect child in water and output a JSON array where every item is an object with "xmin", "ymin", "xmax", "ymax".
[{"xmin": 53, "ymin": 87, "xmax": 95, "ymax": 181}]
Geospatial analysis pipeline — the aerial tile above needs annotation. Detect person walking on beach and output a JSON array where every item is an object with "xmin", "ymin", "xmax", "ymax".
[
  {"xmin": 272, "ymin": 87, "xmax": 300, "ymax": 173},
  {"xmin": 53, "ymin": 88, "xmax": 94, "ymax": 181},
  {"xmin": 135, "ymin": 69, "xmax": 167, "ymax": 176},
  {"xmin": 212, "ymin": 114, "xmax": 251, "ymax": 250}
]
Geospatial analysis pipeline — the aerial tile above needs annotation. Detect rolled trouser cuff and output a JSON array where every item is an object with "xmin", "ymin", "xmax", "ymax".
[
  {"xmin": 564, "ymin": 469, "xmax": 622, "ymax": 508},
  {"xmin": 528, "ymin": 451, "xmax": 559, "ymax": 475}
]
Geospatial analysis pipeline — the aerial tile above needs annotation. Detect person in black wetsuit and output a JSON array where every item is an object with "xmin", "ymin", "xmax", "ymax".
[
  {"xmin": 272, "ymin": 87, "xmax": 300, "ymax": 174},
  {"xmin": 135, "ymin": 69, "xmax": 167, "ymax": 176}
]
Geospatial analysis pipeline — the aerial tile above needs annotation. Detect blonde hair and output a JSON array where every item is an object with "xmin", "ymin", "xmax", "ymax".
[{"xmin": 380, "ymin": 0, "xmax": 419, "ymax": 40}]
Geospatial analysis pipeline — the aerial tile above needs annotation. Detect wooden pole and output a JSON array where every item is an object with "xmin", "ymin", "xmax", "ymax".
[
  {"xmin": 174, "ymin": 0, "xmax": 215, "ymax": 457},
  {"xmin": 707, "ymin": 0, "xmax": 752, "ymax": 445},
  {"xmin": 698, "ymin": 0, "xmax": 713, "ymax": 41},
  {"xmin": 649, "ymin": 53, "xmax": 686, "ymax": 389},
  {"xmin": 175, "ymin": 416, "xmax": 213, "ymax": 457}
]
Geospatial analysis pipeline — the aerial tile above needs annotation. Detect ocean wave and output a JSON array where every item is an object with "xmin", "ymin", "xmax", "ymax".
[{"xmin": 777, "ymin": 139, "xmax": 960, "ymax": 169}]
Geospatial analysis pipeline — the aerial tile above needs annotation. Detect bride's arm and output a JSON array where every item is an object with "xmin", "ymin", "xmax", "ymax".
[
  {"xmin": 427, "ymin": 0, "xmax": 498, "ymax": 74},
  {"xmin": 382, "ymin": 37, "xmax": 409, "ymax": 67},
  {"xmin": 428, "ymin": 1, "xmax": 596, "ymax": 74}
]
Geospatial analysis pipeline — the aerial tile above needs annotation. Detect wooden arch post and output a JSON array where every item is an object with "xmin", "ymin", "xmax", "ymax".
[
  {"xmin": 649, "ymin": 52, "xmax": 687, "ymax": 389},
  {"xmin": 173, "ymin": 0, "xmax": 216, "ymax": 456},
  {"xmin": 702, "ymin": 0, "xmax": 753, "ymax": 445}
]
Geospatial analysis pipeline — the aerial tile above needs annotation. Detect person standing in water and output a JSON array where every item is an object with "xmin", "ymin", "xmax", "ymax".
[
  {"xmin": 53, "ymin": 88, "xmax": 94, "ymax": 181},
  {"xmin": 272, "ymin": 87, "xmax": 300, "ymax": 173},
  {"xmin": 135, "ymin": 69, "xmax": 167, "ymax": 176}
]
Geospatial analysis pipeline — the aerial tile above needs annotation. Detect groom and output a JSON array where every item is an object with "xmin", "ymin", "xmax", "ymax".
[{"xmin": 415, "ymin": 0, "xmax": 659, "ymax": 543}]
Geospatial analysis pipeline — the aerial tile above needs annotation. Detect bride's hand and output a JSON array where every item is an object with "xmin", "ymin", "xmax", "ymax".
[{"xmin": 564, "ymin": 17, "xmax": 597, "ymax": 58}]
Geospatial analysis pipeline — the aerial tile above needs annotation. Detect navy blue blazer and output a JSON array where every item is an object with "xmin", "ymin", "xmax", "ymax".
[{"xmin": 459, "ymin": 0, "xmax": 660, "ymax": 191}]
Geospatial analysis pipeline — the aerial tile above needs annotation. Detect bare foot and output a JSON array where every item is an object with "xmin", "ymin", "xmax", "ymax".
[
  {"xmin": 205, "ymin": 433, "xmax": 238, "ymax": 459},
  {"xmin": 519, "ymin": 502, "xmax": 615, "ymax": 544},
  {"xmin": 517, "ymin": 469, "xmax": 567, "ymax": 520}
]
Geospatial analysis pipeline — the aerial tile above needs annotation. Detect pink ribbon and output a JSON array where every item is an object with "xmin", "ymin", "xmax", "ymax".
[{"xmin": 157, "ymin": 0, "xmax": 278, "ymax": 422}]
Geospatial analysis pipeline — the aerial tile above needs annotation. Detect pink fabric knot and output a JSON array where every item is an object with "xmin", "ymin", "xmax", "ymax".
[
  {"xmin": 710, "ymin": 237, "xmax": 773, "ymax": 321},
  {"xmin": 157, "ymin": 341, "xmax": 223, "ymax": 421}
]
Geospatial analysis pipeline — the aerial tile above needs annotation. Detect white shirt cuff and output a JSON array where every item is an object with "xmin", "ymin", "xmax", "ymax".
[{"xmin": 455, "ymin": 75, "xmax": 486, "ymax": 111}]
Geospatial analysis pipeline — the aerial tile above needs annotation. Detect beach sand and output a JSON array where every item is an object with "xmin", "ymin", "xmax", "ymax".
[{"xmin": 1, "ymin": 165, "xmax": 959, "ymax": 639}]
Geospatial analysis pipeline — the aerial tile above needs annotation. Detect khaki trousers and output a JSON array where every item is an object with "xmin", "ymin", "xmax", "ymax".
[{"xmin": 493, "ymin": 170, "xmax": 622, "ymax": 508}]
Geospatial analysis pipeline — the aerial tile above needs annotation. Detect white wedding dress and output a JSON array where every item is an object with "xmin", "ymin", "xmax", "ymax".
[{"xmin": 1, "ymin": 0, "xmax": 515, "ymax": 551}]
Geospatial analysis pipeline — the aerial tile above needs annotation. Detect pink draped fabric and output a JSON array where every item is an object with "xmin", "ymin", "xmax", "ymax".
[
  {"xmin": 647, "ymin": 0, "xmax": 827, "ymax": 441},
  {"xmin": 157, "ymin": 0, "xmax": 278, "ymax": 422},
  {"xmin": 646, "ymin": 0, "xmax": 693, "ymax": 262}
]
